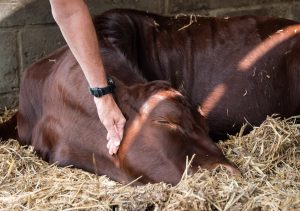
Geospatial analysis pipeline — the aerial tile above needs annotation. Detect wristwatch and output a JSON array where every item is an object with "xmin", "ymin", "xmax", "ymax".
[{"xmin": 89, "ymin": 77, "xmax": 115, "ymax": 97}]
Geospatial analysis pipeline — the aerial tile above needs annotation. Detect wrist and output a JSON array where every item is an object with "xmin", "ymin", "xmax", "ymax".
[
  {"xmin": 93, "ymin": 94, "xmax": 114, "ymax": 106},
  {"xmin": 89, "ymin": 77, "xmax": 115, "ymax": 98}
]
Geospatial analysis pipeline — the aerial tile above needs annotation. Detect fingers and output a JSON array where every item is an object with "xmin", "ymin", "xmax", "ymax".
[
  {"xmin": 106, "ymin": 138, "xmax": 119, "ymax": 155},
  {"xmin": 103, "ymin": 111, "xmax": 126, "ymax": 155},
  {"xmin": 106, "ymin": 125, "xmax": 121, "ymax": 155}
]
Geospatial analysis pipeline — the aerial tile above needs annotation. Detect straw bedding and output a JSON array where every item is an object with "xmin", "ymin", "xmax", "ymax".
[{"xmin": 0, "ymin": 110, "xmax": 299, "ymax": 210}]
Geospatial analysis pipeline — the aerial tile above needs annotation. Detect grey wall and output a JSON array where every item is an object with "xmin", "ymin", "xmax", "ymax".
[{"xmin": 0, "ymin": 0, "xmax": 300, "ymax": 110}]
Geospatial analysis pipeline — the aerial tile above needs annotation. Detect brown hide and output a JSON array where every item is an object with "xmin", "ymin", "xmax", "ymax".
[
  {"xmin": 95, "ymin": 9, "xmax": 300, "ymax": 140},
  {"xmin": 14, "ymin": 45, "xmax": 237, "ymax": 185}
]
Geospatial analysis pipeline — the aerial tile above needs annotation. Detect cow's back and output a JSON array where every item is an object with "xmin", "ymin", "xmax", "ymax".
[{"xmin": 95, "ymin": 9, "xmax": 300, "ymax": 139}]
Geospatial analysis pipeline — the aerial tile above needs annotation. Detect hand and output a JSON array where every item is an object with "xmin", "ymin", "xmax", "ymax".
[{"xmin": 94, "ymin": 95, "xmax": 126, "ymax": 155}]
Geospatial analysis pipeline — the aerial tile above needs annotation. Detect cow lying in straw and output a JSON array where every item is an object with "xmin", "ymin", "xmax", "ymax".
[
  {"xmin": 3, "ymin": 8, "xmax": 300, "ymax": 185},
  {"xmin": 0, "ymin": 44, "xmax": 238, "ymax": 185}
]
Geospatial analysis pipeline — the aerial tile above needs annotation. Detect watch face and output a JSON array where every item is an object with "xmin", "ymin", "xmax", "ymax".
[{"xmin": 107, "ymin": 77, "xmax": 114, "ymax": 85}]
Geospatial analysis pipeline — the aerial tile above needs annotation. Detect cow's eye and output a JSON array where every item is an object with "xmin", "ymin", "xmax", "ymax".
[
  {"xmin": 156, "ymin": 119, "xmax": 170, "ymax": 125},
  {"xmin": 154, "ymin": 118, "xmax": 183, "ymax": 131},
  {"xmin": 154, "ymin": 117, "xmax": 177, "ymax": 125}
]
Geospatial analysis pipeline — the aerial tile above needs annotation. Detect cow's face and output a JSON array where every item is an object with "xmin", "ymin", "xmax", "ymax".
[{"xmin": 116, "ymin": 81, "xmax": 239, "ymax": 185}]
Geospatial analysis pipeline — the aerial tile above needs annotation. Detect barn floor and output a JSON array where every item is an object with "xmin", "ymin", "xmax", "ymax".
[{"xmin": 0, "ymin": 110, "xmax": 299, "ymax": 210}]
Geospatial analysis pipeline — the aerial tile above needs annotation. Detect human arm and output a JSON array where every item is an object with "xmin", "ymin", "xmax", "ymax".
[{"xmin": 49, "ymin": 0, "xmax": 126, "ymax": 155}]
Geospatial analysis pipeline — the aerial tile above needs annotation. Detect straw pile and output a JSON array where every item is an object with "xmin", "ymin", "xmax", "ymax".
[{"xmin": 0, "ymin": 110, "xmax": 299, "ymax": 210}]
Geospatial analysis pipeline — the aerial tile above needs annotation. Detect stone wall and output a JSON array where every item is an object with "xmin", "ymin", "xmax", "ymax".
[{"xmin": 0, "ymin": 0, "xmax": 300, "ymax": 110}]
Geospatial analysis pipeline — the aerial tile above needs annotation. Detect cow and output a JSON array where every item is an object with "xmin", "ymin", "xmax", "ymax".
[
  {"xmin": 0, "ymin": 44, "xmax": 239, "ymax": 185},
  {"xmin": 94, "ymin": 9, "xmax": 300, "ymax": 140}
]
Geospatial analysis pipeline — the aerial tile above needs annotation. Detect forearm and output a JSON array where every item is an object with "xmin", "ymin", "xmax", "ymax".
[{"xmin": 50, "ymin": 0, "xmax": 107, "ymax": 87}]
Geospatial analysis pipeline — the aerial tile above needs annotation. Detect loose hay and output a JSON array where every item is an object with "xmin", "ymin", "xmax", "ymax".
[{"xmin": 0, "ymin": 111, "xmax": 299, "ymax": 210}]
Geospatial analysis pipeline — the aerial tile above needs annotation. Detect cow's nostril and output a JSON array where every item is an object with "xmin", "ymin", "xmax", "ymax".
[
  {"xmin": 208, "ymin": 162, "xmax": 241, "ymax": 176},
  {"xmin": 222, "ymin": 163, "xmax": 241, "ymax": 176}
]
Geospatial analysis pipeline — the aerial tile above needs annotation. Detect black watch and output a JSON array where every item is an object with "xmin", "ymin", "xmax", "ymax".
[{"xmin": 89, "ymin": 77, "xmax": 115, "ymax": 97}]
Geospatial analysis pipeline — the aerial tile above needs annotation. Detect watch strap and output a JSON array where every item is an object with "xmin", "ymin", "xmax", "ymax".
[{"xmin": 89, "ymin": 77, "xmax": 115, "ymax": 97}]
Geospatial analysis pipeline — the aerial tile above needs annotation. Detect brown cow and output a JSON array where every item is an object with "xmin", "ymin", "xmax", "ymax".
[
  {"xmin": 94, "ymin": 9, "xmax": 300, "ymax": 140},
  {"xmin": 0, "ymin": 44, "xmax": 238, "ymax": 185}
]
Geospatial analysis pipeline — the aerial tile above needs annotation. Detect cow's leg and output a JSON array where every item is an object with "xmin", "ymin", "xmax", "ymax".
[
  {"xmin": 17, "ymin": 83, "xmax": 37, "ymax": 146},
  {"xmin": 50, "ymin": 142, "xmax": 132, "ymax": 184},
  {"xmin": 30, "ymin": 115, "xmax": 133, "ymax": 183}
]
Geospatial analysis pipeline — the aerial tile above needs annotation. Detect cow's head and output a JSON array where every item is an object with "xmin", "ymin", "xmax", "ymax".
[{"xmin": 115, "ymin": 80, "xmax": 239, "ymax": 185}]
